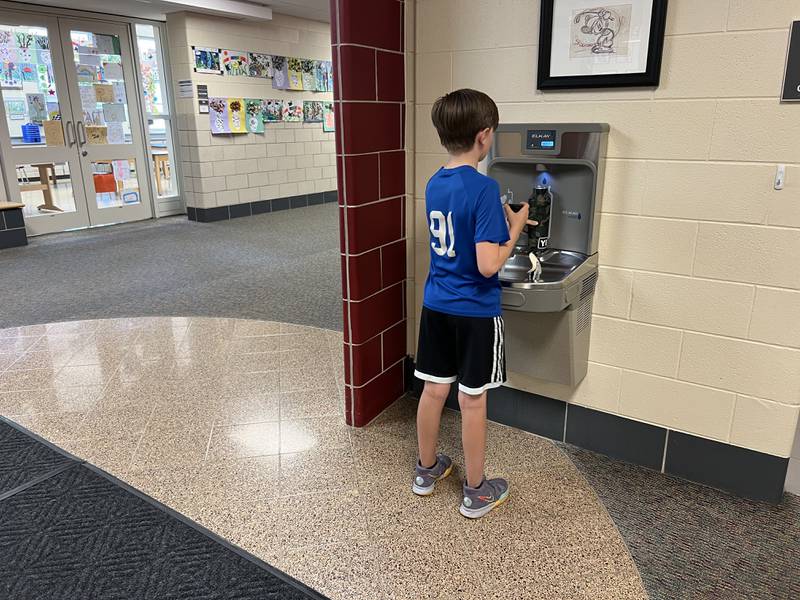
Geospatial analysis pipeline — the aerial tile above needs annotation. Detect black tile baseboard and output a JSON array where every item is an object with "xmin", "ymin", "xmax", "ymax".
[
  {"xmin": 0, "ymin": 208, "xmax": 28, "ymax": 249},
  {"xmin": 665, "ymin": 431, "xmax": 789, "ymax": 503},
  {"xmin": 187, "ymin": 190, "xmax": 338, "ymax": 223},
  {"xmin": 408, "ymin": 360, "xmax": 789, "ymax": 503},
  {"xmin": 566, "ymin": 404, "xmax": 666, "ymax": 470}
]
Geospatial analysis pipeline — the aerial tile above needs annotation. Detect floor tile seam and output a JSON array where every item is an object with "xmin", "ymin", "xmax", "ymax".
[{"xmin": 553, "ymin": 442, "xmax": 651, "ymax": 599}]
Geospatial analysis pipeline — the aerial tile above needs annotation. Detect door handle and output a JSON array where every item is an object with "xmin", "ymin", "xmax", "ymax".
[
  {"xmin": 65, "ymin": 120, "xmax": 76, "ymax": 147},
  {"xmin": 76, "ymin": 121, "xmax": 88, "ymax": 156}
]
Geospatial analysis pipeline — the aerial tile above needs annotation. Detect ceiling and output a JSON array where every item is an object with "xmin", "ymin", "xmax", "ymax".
[{"xmin": 16, "ymin": 0, "xmax": 330, "ymax": 23}]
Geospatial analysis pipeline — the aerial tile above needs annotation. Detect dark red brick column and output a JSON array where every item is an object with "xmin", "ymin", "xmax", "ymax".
[{"xmin": 331, "ymin": 0, "xmax": 407, "ymax": 426}]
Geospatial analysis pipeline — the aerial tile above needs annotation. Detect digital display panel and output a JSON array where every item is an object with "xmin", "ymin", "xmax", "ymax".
[{"xmin": 526, "ymin": 129, "xmax": 557, "ymax": 150}]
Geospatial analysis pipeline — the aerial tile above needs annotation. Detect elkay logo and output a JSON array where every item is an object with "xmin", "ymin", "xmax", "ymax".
[{"xmin": 562, "ymin": 210, "xmax": 582, "ymax": 220}]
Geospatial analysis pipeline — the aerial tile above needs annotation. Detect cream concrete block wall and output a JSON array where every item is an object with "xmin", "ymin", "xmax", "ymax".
[
  {"xmin": 166, "ymin": 12, "xmax": 335, "ymax": 210},
  {"xmin": 412, "ymin": 0, "xmax": 800, "ymax": 457}
]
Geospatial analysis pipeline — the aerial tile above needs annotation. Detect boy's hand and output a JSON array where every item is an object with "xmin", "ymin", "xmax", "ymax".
[{"xmin": 504, "ymin": 202, "xmax": 538, "ymax": 232}]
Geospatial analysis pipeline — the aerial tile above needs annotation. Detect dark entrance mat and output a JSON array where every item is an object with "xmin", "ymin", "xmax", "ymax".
[
  {"xmin": 0, "ymin": 420, "xmax": 74, "ymax": 498},
  {"xmin": 0, "ymin": 419, "xmax": 327, "ymax": 600}
]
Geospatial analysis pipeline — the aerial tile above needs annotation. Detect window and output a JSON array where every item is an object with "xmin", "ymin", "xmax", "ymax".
[{"xmin": 134, "ymin": 24, "xmax": 178, "ymax": 201}]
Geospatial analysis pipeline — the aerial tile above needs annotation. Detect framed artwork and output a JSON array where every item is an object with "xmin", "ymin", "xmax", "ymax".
[
  {"xmin": 537, "ymin": 0, "xmax": 668, "ymax": 89},
  {"xmin": 193, "ymin": 46, "xmax": 221, "ymax": 74}
]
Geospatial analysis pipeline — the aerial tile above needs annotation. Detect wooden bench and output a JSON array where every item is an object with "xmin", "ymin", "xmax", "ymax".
[{"xmin": 0, "ymin": 202, "xmax": 28, "ymax": 249}]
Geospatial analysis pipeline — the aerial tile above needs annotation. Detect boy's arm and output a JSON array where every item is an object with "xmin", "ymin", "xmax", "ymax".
[{"xmin": 475, "ymin": 203, "xmax": 533, "ymax": 278}]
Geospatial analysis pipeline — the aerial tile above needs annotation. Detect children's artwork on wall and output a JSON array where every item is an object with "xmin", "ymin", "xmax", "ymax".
[
  {"xmin": 85, "ymin": 125, "xmax": 108, "ymax": 144},
  {"xmin": 222, "ymin": 50, "xmax": 249, "ymax": 77},
  {"xmin": 107, "ymin": 122, "xmax": 124, "ymax": 144},
  {"xmin": 17, "ymin": 48, "xmax": 33, "ymax": 63},
  {"xmin": 34, "ymin": 35, "xmax": 49, "ymax": 50},
  {"xmin": 102, "ymin": 103, "xmax": 126, "ymax": 123},
  {"xmin": 76, "ymin": 64, "xmax": 97, "ymax": 82},
  {"xmin": 14, "ymin": 32, "xmax": 33, "ymax": 49},
  {"xmin": 282, "ymin": 100, "xmax": 303, "ymax": 122},
  {"xmin": 101, "ymin": 62, "xmax": 123, "ymax": 81},
  {"xmin": 271, "ymin": 55, "xmax": 288, "ymax": 89},
  {"xmin": 193, "ymin": 46, "xmax": 222, "ymax": 74},
  {"xmin": 262, "ymin": 99, "xmax": 283, "ymax": 122},
  {"xmin": 37, "ymin": 49, "xmax": 51, "ymax": 66},
  {"xmin": 227, "ymin": 97, "xmax": 247, "ymax": 133},
  {"xmin": 0, "ymin": 30, "xmax": 12, "ymax": 47},
  {"xmin": 37, "ymin": 64, "xmax": 55, "ymax": 97},
  {"xmin": 0, "ymin": 47, "xmax": 18, "ymax": 63},
  {"xmin": 303, "ymin": 100, "xmax": 323, "ymax": 123},
  {"xmin": 287, "ymin": 58, "xmax": 303, "ymax": 90},
  {"xmin": 208, "ymin": 97, "xmax": 229, "ymax": 134},
  {"xmin": 25, "ymin": 93, "xmax": 46, "ymax": 123},
  {"xmin": 248, "ymin": 53, "xmax": 273, "ymax": 78},
  {"xmin": 4, "ymin": 99, "xmax": 25, "ymax": 119},
  {"xmin": 325, "ymin": 60, "xmax": 334, "ymax": 92},
  {"xmin": 42, "ymin": 119, "xmax": 64, "ymax": 145},
  {"xmin": 19, "ymin": 63, "xmax": 36, "ymax": 82},
  {"xmin": 245, "ymin": 98, "xmax": 264, "ymax": 133},
  {"xmin": 300, "ymin": 59, "xmax": 316, "ymax": 91},
  {"xmin": 46, "ymin": 102, "xmax": 59, "ymax": 120},
  {"xmin": 314, "ymin": 61, "xmax": 327, "ymax": 92},
  {"xmin": 322, "ymin": 102, "xmax": 335, "ymax": 132},
  {"xmin": 93, "ymin": 83, "xmax": 114, "ymax": 103},
  {"xmin": 1, "ymin": 62, "xmax": 22, "ymax": 88}
]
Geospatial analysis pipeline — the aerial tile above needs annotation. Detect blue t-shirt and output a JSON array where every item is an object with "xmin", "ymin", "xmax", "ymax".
[{"xmin": 422, "ymin": 165, "xmax": 510, "ymax": 318}]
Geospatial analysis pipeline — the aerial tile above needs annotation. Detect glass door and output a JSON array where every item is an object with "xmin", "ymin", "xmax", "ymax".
[
  {"xmin": 0, "ymin": 12, "xmax": 91, "ymax": 235},
  {"xmin": 59, "ymin": 18, "xmax": 152, "ymax": 227}
]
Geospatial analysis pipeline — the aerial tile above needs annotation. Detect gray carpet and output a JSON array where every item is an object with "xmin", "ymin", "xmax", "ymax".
[
  {"xmin": 561, "ymin": 444, "xmax": 800, "ymax": 600},
  {"xmin": 0, "ymin": 205, "xmax": 342, "ymax": 331}
]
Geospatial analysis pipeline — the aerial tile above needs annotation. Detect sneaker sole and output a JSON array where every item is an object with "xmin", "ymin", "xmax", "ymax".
[
  {"xmin": 459, "ymin": 488, "xmax": 510, "ymax": 519},
  {"xmin": 411, "ymin": 464, "xmax": 453, "ymax": 496}
]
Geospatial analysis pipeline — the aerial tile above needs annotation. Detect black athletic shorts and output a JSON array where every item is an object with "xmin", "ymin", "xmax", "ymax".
[{"xmin": 414, "ymin": 306, "xmax": 506, "ymax": 395}]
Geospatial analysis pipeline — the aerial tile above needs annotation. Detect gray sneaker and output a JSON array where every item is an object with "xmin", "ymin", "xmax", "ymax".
[
  {"xmin": 412, "ymin": 453, "xmax": 453, "ymax": 496},
  {"xmin": 460, "ymin": 477, "xmax": 510, "ymax": 519}
]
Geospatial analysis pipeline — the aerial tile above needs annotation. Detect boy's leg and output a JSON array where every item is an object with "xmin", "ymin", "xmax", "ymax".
[
  {"xmin": 458, "ymin": 390, "xmax": 487, "ymax": 488},
  {"xmin": 416, "ymin": 381, "xmax": 450, "ymax": 468}
]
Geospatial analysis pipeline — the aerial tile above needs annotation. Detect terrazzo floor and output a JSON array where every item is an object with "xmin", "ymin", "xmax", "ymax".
[{"xmin": 0, "ymin": 316, "xmax": 647, "ymax": 600}]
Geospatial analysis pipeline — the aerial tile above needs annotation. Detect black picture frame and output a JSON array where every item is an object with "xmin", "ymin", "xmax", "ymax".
[{"xmin": 537, "ymin": 0, "xmax": 669, "ymax": 90}]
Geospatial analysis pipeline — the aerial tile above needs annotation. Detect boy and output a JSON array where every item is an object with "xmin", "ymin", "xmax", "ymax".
[{"xmin": 412, "ymin": 89, "xmax": 533, "ymax": 519}]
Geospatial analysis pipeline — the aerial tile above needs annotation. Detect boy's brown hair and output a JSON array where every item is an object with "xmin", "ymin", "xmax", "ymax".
[{"xmin": 431, "ymin": 89, "xmax": 499, "ymax": 154}]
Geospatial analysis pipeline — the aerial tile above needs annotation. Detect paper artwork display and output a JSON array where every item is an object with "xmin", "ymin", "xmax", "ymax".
[
  {"xmin": 5, "ymin": 99, "xmax": 25, "ymax": 119},
  {"xmin": 227, "ymin": 98, "xmax": 247, "ymax": 133},
  {"xmin": 17, "ymin": 47, "xmax": 33, "ymax": 63},
  {"xmin": 112, "ymin": 159, "xmax": 131, "ymax": 181},
  {"xmin": 300, "ymin": 59, "xmax": 316, "ymax": 91},
  {"xmin": 222, "ymin": 50, "xmax": 249, "ymax": 77},
  {"xmin": 34, "ymin": 35, "xmax": 49, "ymax": 50},
  {"xmin": 101, "ymin": 62, "xmax": 123, "ymax": 81},
  {"xmin": 94, "ymin": 83, "xmax": 114, "ymax": 103},
  {"xmin": 1, "ymin": 62, "xmax": 22, "ymax": 89},
  {"xmin": 193, "ymin": 46, "xmax": 221, "ymax": 74},
  {"xmin": 322, "ymin": 102, "xmax": 335, "ymax": 132},
  {"xmin": 46, "ymin": 102, "xmax": 59, "ymax": 120},
  {"xmin": 106, "ymin": 122, "xmax": 125, "ymax": 144},
  {"xmin": 245, "ymin": 98, "xmax": 264, "ymax": 133},
  {"xmin": 271, "ymin": 55, "xmax": 288, "ymax": 89},
  {"xmin": 0, "ymin": 30, "xmax": 13, "ymax": 47},
  {"xmin": 25, "ymin": 93, "xmax": 47, "ymax": 123},
  {"xmin": 0, "ymin": 47, "xmax": 17, "ymax": 63},
  {"xmin": 262, "ymin": 99, "xmax": 283, "ymax": 122},
  {"xmin": 95, "ymin": 34, "xmax": 116, "ymax": 55},
  {"xmin": 282, "ymin": 100, "xmax": 303, "ymax": 122},
  {"xmin": 15, "ymin": 32, "xmax": 33, "ymax": 49},
  {"xmin": 19, "ymin": 63, "xmax": 36, "ymax": 82},
  {"xmin": 208, "ymin": 97, "xmax": 230, "ymax": 134},
  {"xmin": 287, "ymin": 58, "xmax": 303, "ymax": 90},
  {"xmin": 42, "ymin": 120, "xmax": 64, "ymax": 146},
  {"xmin": 248, "ymin": 53, "xmax": 273, "ymax": 78},
  {"xmin": 37, "ymin": 49, "xmax": 51, "ymax": 66},
  {"xmin": 79, "ymin": 85, "xmax": 96, "ymax": 110},
  {"xmin": 78, "ymin": 53, "xmax": 100, "ymax": 67},
  {"xmin": 85, "ymin": 125, "xmax": 108, "ymax": 144},
  {"xmin": 102, "ymin": 103, "xmax": 126, "ymax": 123},
  {"xmin": 303, "ymin": 100, "xmax": 323, "ymax": 123},
  {"xmin": 113, "ymin": 81, "xmax": 126, "ymax": 103},
  {"xmin": 314, "ymin": 61, "xmax": 327, "ymax": 92},
  {"xmin": 76, "ymin": 64, "xmax": 97, "ymax": 82},
  {"xmin": 37, "ymin": 64, "xmax": 55, "ymax": 96}
]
